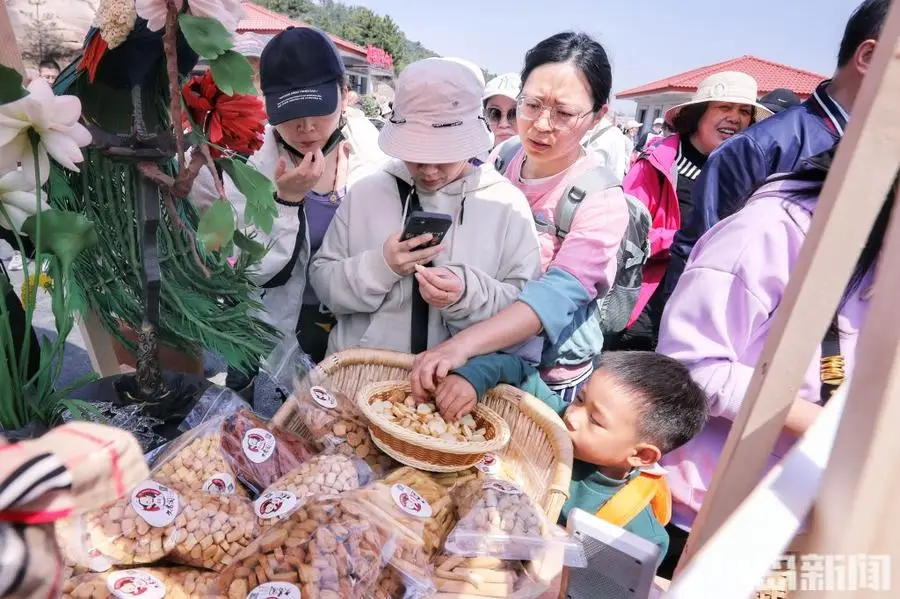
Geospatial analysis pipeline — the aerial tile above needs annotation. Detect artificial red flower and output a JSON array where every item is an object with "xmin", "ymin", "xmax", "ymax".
[{"xmin": 181, "ymin": 70, "xmax": 266, "ymax": 158}]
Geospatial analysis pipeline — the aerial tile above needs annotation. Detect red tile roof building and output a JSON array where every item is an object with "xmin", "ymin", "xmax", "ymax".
[
  {"xmin": 237, "ymin": 2, "xmax": 366, "ymax": 57},
  {"xmin": 618, "ymin": 55, "xmax": 826, "ymax": 130}
]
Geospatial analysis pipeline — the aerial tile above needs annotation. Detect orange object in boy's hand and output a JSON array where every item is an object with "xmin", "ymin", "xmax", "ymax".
[{"xmin": 434, "ymin": 374, "xmax": 477, "ymax": 421}]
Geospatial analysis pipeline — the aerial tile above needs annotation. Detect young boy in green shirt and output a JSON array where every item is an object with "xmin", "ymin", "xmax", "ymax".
[{"xmin": 436, "ymin": 351, "xmax": 708, "ymax": 567}]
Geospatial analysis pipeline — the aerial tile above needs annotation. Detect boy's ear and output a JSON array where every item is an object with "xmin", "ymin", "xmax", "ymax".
[{"xmin": 628, "ymin": 443, "xmax": 662, "ymax": 469}]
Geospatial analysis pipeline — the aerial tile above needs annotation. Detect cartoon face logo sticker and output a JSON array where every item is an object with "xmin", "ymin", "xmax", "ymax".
[
  {"xmin": 310, "ymin": 385, "xmax": 337, "ymax": 409},
  {"xmin": 482, "ymin": 479, "xmax": 522, "ymax": 495},
  {"xmin": 130, "ymin": 480, "xmax": 179, "ymax": 527},
  {"xmin": 246, "ymin": 582, "xmax": 301, "ymax": 599},
  {"xmin": 242, "ymin": 428, "xmax": 277, "ymax": 464},
  {"xmin": 202, "ymin": 472, "xmax": 236, "ymax": 495},
  {"xmin": 87, "ymin": 548, "xmax": 112, "ymax": 573},
  {"xmin": 475, "ymin": 453, "xmax": 500, "ymax": 475},
  {"xmin": 107, "ymin": 570, "xmax": 165, "ymax": 599},
  {"xmin": 390, "ymin": 483, "xmax": 432, "ymax": 518},
  {"xmin": 254, "ymin": 490, "xmax": 299, "ymax": 520}
]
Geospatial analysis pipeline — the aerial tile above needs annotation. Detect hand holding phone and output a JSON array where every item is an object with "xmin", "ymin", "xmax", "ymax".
[
  {"xmin": 401, "ymin": 211, "xmax": 453, "ymax": 248},
  {"xmin": 383, "ymin": 232, "xmax": 445, "ymax": 275}
]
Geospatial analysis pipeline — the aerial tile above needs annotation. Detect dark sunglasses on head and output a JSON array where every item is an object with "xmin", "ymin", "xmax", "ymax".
[{"xmin": 486, "ymin": 106, "xmax": 517, "ymax": 125}]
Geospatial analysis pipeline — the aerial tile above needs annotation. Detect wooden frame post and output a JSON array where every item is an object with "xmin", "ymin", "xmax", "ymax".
[{"xmin": 675, "ymin": 1, "xmax": 900, "ymax": 572}]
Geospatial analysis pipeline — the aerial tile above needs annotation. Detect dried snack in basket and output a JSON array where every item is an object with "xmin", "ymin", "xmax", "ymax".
[
  {"xmin": 167, "ymin": 490, "xmax": 259, "ymax": 571},
  {"xmin": 151, "ymin": 418, "xmax": 247, "ymax": 497},
  {"xmin": 219, "ymin": 493, "xmax": 393, "ymax": 599},
  {"xmin": 55, "ymin": 518, "xmax": 116, "ymax": 577},
  {"xmin": 430, "ymin": 453, "xmax": 520, "ymax": 493},
  {"xmin": 253, "ymin": 453, "xmax": 374, "ymax": 528},
  {"xmin": 292, "ymin": 383, "xmax": 396, "ymax": 475},
  {"xmin": 371, "ymin": 390, "xmax": 489, "ymax": 443},
  {"xmin": 444, "ymin": 479, "xmax": 549, "ymax": 562},
  {"xmin": 220, "ymin": 409, "xmax": 319, "ymax": 494},
  {"xmin": 352, "ymin": 477, "xmax": 453, "ymax": 595},
  {"xmin": 430, "ymin": 554, "xmax": 532, "ymax": 598},
  {"xmin": 62, "ymin": 567, "xmax": 221, "ymax": 598},
  {"xmin": 372, "ymin": 568, "xmax": 406, "ymax": 599}
]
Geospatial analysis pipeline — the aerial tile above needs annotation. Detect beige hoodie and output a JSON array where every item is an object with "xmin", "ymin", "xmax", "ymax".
[{"xmin": 309, "ymin": 159, "xmax": 541, "ymax": 354}]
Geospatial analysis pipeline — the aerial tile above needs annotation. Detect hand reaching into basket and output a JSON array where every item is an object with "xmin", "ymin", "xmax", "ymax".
[
  {"xmin": 411, "ymin": 340, "xmax": 472, "ymax": 401},
  {"xmin": 434, "ymin": 375, "xmax": 477, "ymax": 421}
]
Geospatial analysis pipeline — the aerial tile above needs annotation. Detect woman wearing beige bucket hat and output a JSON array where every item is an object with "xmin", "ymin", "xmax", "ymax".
[
  {"xmin": 606, "ymin": 71, "xmax": 772, "ymax": 352},
  {"xmin": 309, "ymin": 57, "xmax": 541, "ymax": 357}
]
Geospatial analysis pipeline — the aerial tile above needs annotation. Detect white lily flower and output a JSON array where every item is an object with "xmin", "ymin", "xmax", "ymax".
[
  {"xmin": 0, "ymin": 78, "xmax": 92, "ymax": 178},
  {"xmin": 0, "ymin": 168, "xmax": 48, "ymax": 233},
  {"xmin": 136, "ymin": 0, "xmax": 245, "ymax": 34}
]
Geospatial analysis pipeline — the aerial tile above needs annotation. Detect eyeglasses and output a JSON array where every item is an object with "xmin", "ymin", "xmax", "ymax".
[
  {"xmin": 516, "ymin": 96, "xmax": 593, "ymax": 131},
  {"xmin": 485, "ymin": 106, "xmax": 516, "ymax": 125}
]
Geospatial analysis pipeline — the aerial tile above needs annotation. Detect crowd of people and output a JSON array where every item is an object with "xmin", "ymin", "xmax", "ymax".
[
  {"xmin": 2, "ymin": 0, "xmax": 891, "ymax": 583},
  {"xmin": 193, "ymin": 0, "xmax": 893, "ymax": 577}
]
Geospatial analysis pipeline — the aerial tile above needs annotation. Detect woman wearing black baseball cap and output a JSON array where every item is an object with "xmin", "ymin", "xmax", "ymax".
[{"xmin": 193, "ymin": 26, "xmax": 384, "ymax": 385}]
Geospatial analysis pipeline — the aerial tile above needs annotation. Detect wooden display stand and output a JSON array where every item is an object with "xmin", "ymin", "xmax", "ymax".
[{"xmin": 669, "ymin": 1, "xmax": 900, "ymax": 597}]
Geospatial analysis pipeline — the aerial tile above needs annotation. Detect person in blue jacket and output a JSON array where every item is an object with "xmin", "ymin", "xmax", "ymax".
[{"xmin": 664, "ymin": 0, "xmax": 892, "ymax": 299}]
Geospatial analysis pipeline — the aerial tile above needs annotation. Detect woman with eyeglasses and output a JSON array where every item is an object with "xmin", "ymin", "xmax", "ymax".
[
  {"xmin": 483, "ymin": 73, "xmax": 521, "ymax": 148},
  {"xmin": 410, "ymin": 31, "xmax": 629, "ymax": 404}
]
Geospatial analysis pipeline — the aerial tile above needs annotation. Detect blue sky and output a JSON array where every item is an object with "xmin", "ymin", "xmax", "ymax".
[{"xmin": 350, "ymin": 0, "xmax": 863, "ymax": 111}]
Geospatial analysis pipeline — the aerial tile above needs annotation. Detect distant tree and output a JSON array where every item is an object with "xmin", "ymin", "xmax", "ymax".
[
  {"xmin": 258, "ymin": 0, "xmax": 316, "ymax": 20},
  {"xmin": 20, "ymin": 0, "xmax": 69, "ymax": 65}
]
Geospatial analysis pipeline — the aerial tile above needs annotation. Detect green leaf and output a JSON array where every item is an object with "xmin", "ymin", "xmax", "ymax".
[
  {"xmin": 21, "ymin": 209, "xmax": 98, "ymax": 270},
  {"xmin": 0, "ymin": 65, "xmax": 27, "ymax": 105},
  {"xmin": 197, "ymin": 199, "xmax": 235, "ymax": 252},
  {"xmin": 178, "ymin": 14, "xmax": 234, "ymax": 60},
  {"xmin": 209, "ymin": 51, "xmax": 256, "ymax": 96},
  {"xmin": 218, "ymin": 158, "xmax": 277, "ymax": 234},
  {"xmin": 234, "ymin": 231, "xmax": 268, "ymax": 262}
]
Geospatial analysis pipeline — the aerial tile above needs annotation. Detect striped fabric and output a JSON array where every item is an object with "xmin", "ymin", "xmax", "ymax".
[
  {"xmin": 0, "ymin": 423, "xmax": 149, "ymax": 598},
  {"xmin": 675, "ymin": 146, "xmax": 703, "ymax": 181}
]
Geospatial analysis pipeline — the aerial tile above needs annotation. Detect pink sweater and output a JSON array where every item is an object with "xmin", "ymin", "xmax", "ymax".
[{"xmin": 657, "ymin": 178, "xmax": 872, "ymax": 530}]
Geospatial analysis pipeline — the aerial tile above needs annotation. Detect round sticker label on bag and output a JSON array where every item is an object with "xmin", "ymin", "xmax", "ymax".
[
  {"xmin": 131, "ymin": 480, "xmax": 179, "ymax": 527},
  {"xmin": 87, "ymin": 548, "xmax": 112, "ymax": 573},
  {"xmin": 107, "ymin": 570, "xmax": 166, "ymax": 599},
  {"xmin": 242, "ymin": 428, "xmax": 277, "ymax": 463},
  {"xmin": 482, "ymin": 480, "xmax": 522, "ymax": 495},
  {"xmin": 247, "ymin": 582, "xmax": 301, "ymax": 599},
  {"xmin": 310, "ymin": 386, "xmax": 338, "ymax": 409},
  {"xmin": 475, "ymin": 453, "xmax": 500, "ymax": 475},
  {"xmin": 202, "ymin": 472, "xmax": 237, "ymax": 495},
  {"xmin": 254, "ymin": 490, "xmax": 299, "ymax": 520},
  {"xmin": 390, "ymin": 483, "xmax": 432, "ymax": 518}
]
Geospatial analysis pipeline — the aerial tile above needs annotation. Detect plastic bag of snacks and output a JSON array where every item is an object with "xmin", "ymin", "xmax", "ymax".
[
  {"xmin": 429, "ymin": 554, "xmax": 553, "ymax": 598},
  {"xmin": 219, "ymin": 493, "xmax": 394, "ymax": 599},
  {"xmin": 70, "ymin": 479, "xmax": 258, "ymax": 571},
  {"xmin": 150, "ymin": 418, "xmax": 248, "ymax": 497},
  {"xmin": 353, "ymin": 472, "xmax": 455, "ymax": 595},
  {"xmin": 444, "ymin": 479, "xmax": 584, "ymax": 565},
  {"xmin": 253, "ymin": 453, "xmax": 374, "ymax": 528},
  {"xmin": 62, "ymin": 567, "xmax": 220, "ymax": 598},
  {"xmin": 290, "ymin": 363, "xmax": 397, "ymax": 475},
  {"xmin": 221, "ymin": 409, "xmax": 319, "ymax": 494}
]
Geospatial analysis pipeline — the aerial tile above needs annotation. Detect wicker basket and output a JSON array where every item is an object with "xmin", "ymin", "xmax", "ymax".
[
  {"xmin": 357, "ymin": 380, "xmax": 511, "ymax": 473},
  {"xmin": 272, "ymin": 348, "xmax": 573, "ymax": 522}
]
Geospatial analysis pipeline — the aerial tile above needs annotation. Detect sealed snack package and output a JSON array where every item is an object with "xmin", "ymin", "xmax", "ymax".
[
  {"xmin": 79, "ymin": 479, "xmax": 184, "ymax": 565},
  {"xmin": 430, "ymin": 554, "xmax": 539, "ymax": 598},
  {"xmin": 62, "ymin": 567, "xmax": 220, "ymax": 598},
  {"xmin": 221, "ymin": 409, "xmax": 319, "ymax": 494},
  {"xmin": 74, "ymin": 479, "xmax": 258, "ymax": 571},
  {"xmin": 352, "ymin": 473, "xmax": 454, "ymax": 594},
  {"xmin": 220, "ymin": 493, "xmax": 394, "ymax": 599},
  {"xmin": 166, "ymin": 490, "xmax": 259, "ymax": 571},
  {"xmin": 444, "ymin": 480, "xmax": 585, "ymax": 566},
  {"xmin": 253, "ymin": 453, "xmax": 374, "ymax": 528},
  {"xmin": 290, "ymin": 369, "xmax": 397, "ymax": 475},
  {"xmin": 151, "ymin": 418, "xmax": 248, "ymax": 498}
]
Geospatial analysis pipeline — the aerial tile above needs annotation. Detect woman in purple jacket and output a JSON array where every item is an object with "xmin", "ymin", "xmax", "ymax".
[{"xmin": 655, "ymin": 149, "xmax": 896, "ymax": 576}]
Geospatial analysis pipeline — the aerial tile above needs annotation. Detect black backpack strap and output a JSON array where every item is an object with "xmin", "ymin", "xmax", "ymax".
[
  {"xmin": 820, "ymin": 314, "xmax": 844, "ymax": 403},
  {"xmin": 394, "ymin": 177, "xmax": 430, "ymax": 354}
]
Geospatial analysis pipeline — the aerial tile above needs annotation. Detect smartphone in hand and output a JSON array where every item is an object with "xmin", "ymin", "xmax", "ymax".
[{"xmin": 402, "ymin": 211, "xmax": 453, "ymax": 248}]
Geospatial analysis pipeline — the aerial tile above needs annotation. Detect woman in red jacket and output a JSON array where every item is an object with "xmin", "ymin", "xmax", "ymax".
[{"xmin": 606, "ymin": 71, "xmax": 771, "ymax": 351}]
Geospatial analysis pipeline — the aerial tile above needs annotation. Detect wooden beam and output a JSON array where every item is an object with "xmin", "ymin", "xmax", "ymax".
[{"xmin": 676, "ymin": 1, "xmax": 900, "ymax": 572}]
